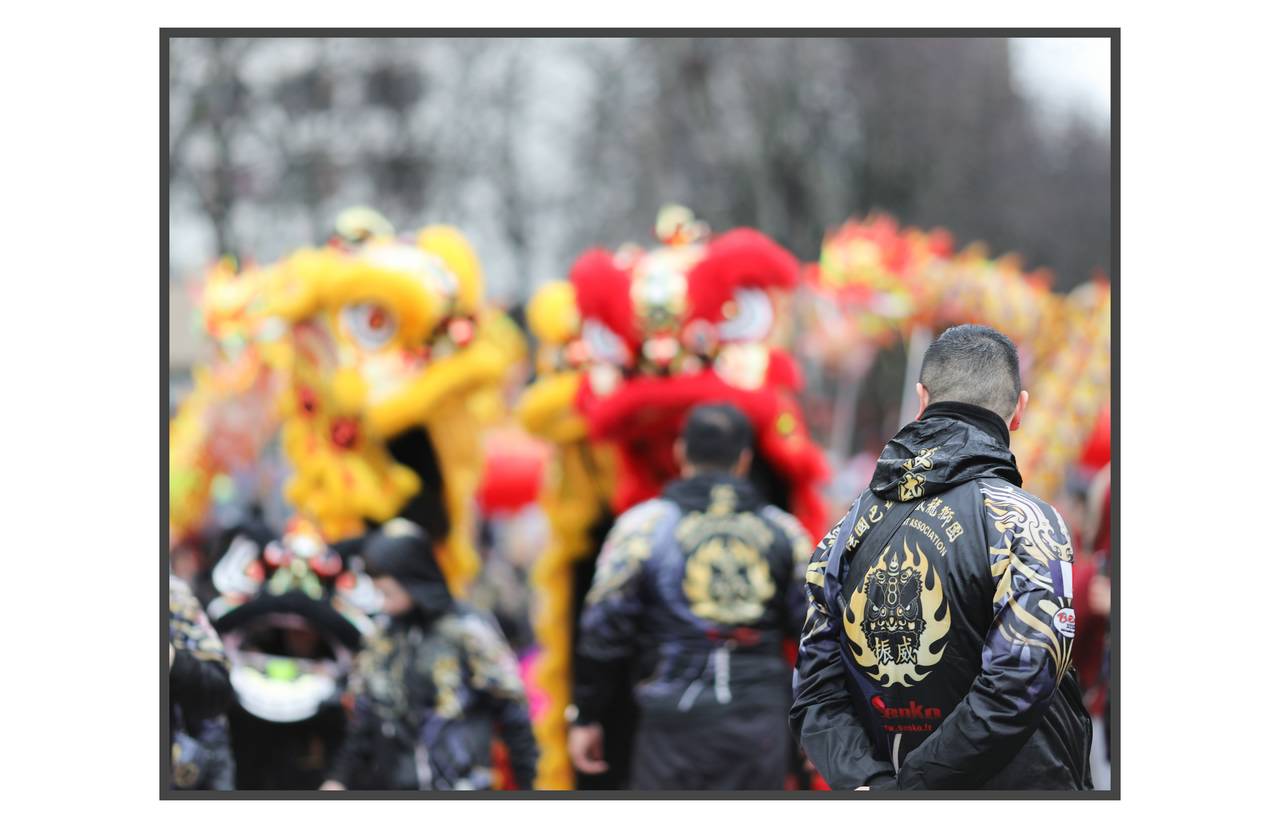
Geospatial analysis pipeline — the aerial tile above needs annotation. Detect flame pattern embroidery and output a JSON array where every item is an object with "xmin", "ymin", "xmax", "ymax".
[{"xmin": 844, "ymin": 538, "xmax": 950, "ymax": 687}]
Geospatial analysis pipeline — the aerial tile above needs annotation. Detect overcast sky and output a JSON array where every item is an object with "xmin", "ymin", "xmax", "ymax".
[
  {"xmin": 168, "ymin": 36, "xmax": 1114, "ymax": 296},
  {"xmin": 1010, "ymin": 37, "xmax": 1111, "ymax": 127}
]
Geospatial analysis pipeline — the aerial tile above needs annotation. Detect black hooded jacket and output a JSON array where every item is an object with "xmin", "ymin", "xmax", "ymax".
[
  {"xmin": 328, "ymin": 522, "xmax": 539, "ymax": 790},
  {"xmin": 791, "ymin": 402, "xmax": 1092, "ymax": 790}
]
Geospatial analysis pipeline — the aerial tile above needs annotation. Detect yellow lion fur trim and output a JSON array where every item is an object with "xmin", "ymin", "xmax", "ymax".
[
  {"xmin": 170, "ymin": 262, "xmax": 286, "ymax": 541},
  {"xmin": 516, "ymin": 298, "xmax": 618, "ymax": 787},
  {"xmin": 527, "ymin": 281, "xmax": 580, "ymax": 345},
  {"xmin": 527, "ymin": 439, "xmax": 616, "ymax": 789},
  {"xmin": 417, "ymin": 224, "xmax": 484, "ymax": 315},
  {"xmin": 515, "ymin": 372, "xmax": 588, "ymax": 446},
  {"xmin": 169, "ymin": 370, "xmax": 216, "ymax": 539}
]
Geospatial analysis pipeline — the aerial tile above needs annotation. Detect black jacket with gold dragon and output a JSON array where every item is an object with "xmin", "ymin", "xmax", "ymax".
[
  {"xmin": 574, "ymin": 473, "xmax": 811, "ymax": 727},
  {"xmin": 791, "ymin": 402, "xmax": 1092, "ymax": 790}
]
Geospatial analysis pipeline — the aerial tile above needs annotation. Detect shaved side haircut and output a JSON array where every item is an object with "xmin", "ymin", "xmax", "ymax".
[{"xmin": 919, "ymin": 324, "xmax": 1022, "ymax": 418}]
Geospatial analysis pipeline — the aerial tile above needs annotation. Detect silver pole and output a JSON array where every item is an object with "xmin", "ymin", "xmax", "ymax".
[{"xmin": 899, "ymin": 326, "xmax": 933, "ymax": 427}]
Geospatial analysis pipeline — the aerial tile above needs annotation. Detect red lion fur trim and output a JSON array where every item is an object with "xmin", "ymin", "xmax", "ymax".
[
  {"xmin": 568, "ymin": 248, "xmax": 638, "ymax": 349},
  {"xmin": 765, "ymin": 350, "xmax": 802, "ymax": 392},
  {"xmin": 685, "ymin": 228, "xmax": 799, "ymax": 323},
  {"xmin": 580, "ymin": 369, "xmax": 829, "ymax": 542}
]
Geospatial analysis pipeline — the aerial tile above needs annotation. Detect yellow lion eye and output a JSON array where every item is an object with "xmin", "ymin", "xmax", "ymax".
[{"xmin": 342, "ymin": 302, "xmax": 397, "ymax": 349}]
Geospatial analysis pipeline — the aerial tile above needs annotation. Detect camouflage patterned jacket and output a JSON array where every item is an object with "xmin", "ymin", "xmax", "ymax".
[
  {"xmin": 791, "ymin": 402, "xmax": 1092, "ymax": 790},
  {"xmin": 329, "ymin": 605, "xmax": 537, "ymax": 790},
  {"xmin": 169, "ymin": 574, "xmax": 234, "ymax": 789}
]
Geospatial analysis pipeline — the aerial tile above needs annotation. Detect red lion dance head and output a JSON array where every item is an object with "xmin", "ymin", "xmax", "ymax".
[{"xmin": 564, "ymin": 206, "xmax": 828, "ymax": 540}]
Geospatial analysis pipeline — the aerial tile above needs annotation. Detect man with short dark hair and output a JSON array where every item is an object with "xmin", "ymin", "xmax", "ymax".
[
  {"xmin": 792, "ymin": 324, "xmax": 1092, "ymax": 790},
  {"xmin": 569, "ymin": 403, "xmax": 813, "ymax": 790}
]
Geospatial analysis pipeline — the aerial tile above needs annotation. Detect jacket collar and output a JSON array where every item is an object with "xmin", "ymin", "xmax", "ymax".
[
  {"xmin": 662, "ymin": 471, "xmax": 763, "ymax": 514},
  {"xmin": 869, "ymin": 401, "xmax": 1022, "ymax": 501},
  {"xmin": 920, "ymin": 401, "xmax": 1011, "ymax": 447}
]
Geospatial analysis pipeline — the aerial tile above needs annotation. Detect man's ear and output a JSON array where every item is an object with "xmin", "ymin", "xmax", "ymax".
[
  {"xmin": 733, "ymin": 448, "xmax": 753, "ymax": 477},
  {"xmin": 1008, "ymin": 390, "xmax": 1030, "ymax": 432},
  {"xmin": 915, "ymin": 383, "xmax": 930, "ymax": 420}
]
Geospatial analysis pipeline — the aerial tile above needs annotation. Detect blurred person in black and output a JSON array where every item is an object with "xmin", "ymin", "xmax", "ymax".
[
  {"xmin": 169, "ymin": 573, "xmax": 235, "ymax": 789},
  {"xmin": 791, "ymin": 324, "xmax": 1091, "ymax": 790},
  {"xmin": 568, "ymin": 403, "xmax": 811, "ymax": 790},
  {"xmin": 321, "ymin": 520, "xmax": 538, "ymax": 790}
]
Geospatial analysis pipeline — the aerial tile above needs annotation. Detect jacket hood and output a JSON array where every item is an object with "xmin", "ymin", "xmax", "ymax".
[
  {"xmin": 662, "ymin": 471, "xmax": 764, "ymax": 514},
  {"xmin": 869, "ymin": 401, "xmax": 1022, "ymax": 503},
  {"xmin": 361, "ymin": 519, "xmax": 454, "ymax": 625}
]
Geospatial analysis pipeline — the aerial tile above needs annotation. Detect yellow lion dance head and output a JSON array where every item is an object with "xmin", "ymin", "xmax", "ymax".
[{"xmin": 265, "ymin": 209, "xmax": 524, "ymax": 593}]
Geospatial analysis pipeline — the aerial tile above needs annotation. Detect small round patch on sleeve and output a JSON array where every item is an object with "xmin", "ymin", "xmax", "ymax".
[{"xmin": 1052, "ymin": 606, "xmax": 1077, "ymax": 638}]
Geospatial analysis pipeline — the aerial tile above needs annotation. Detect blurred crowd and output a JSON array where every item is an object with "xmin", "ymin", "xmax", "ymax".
[{"xmin": 168, "ymin": 209, "xmax": 1112, "ymax": 791}]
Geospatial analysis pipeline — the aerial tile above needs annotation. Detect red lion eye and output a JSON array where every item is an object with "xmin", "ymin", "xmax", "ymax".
[
  {"xmin": 330, "ymin": 417, "xmax": 360, "ymax": 450},
  {"xmin": 368, "ymin": 307, "xmax": 386, "ymax": 329}
]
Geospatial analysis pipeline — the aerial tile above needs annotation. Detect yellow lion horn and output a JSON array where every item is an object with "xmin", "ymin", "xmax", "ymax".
[
  {"xmin": 416, "ymin": 225, "xmax": 483, "ymax": 314},
  {"xmin": 527, "ymin": 281, "xmax": 580, "ymax": 344}
]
